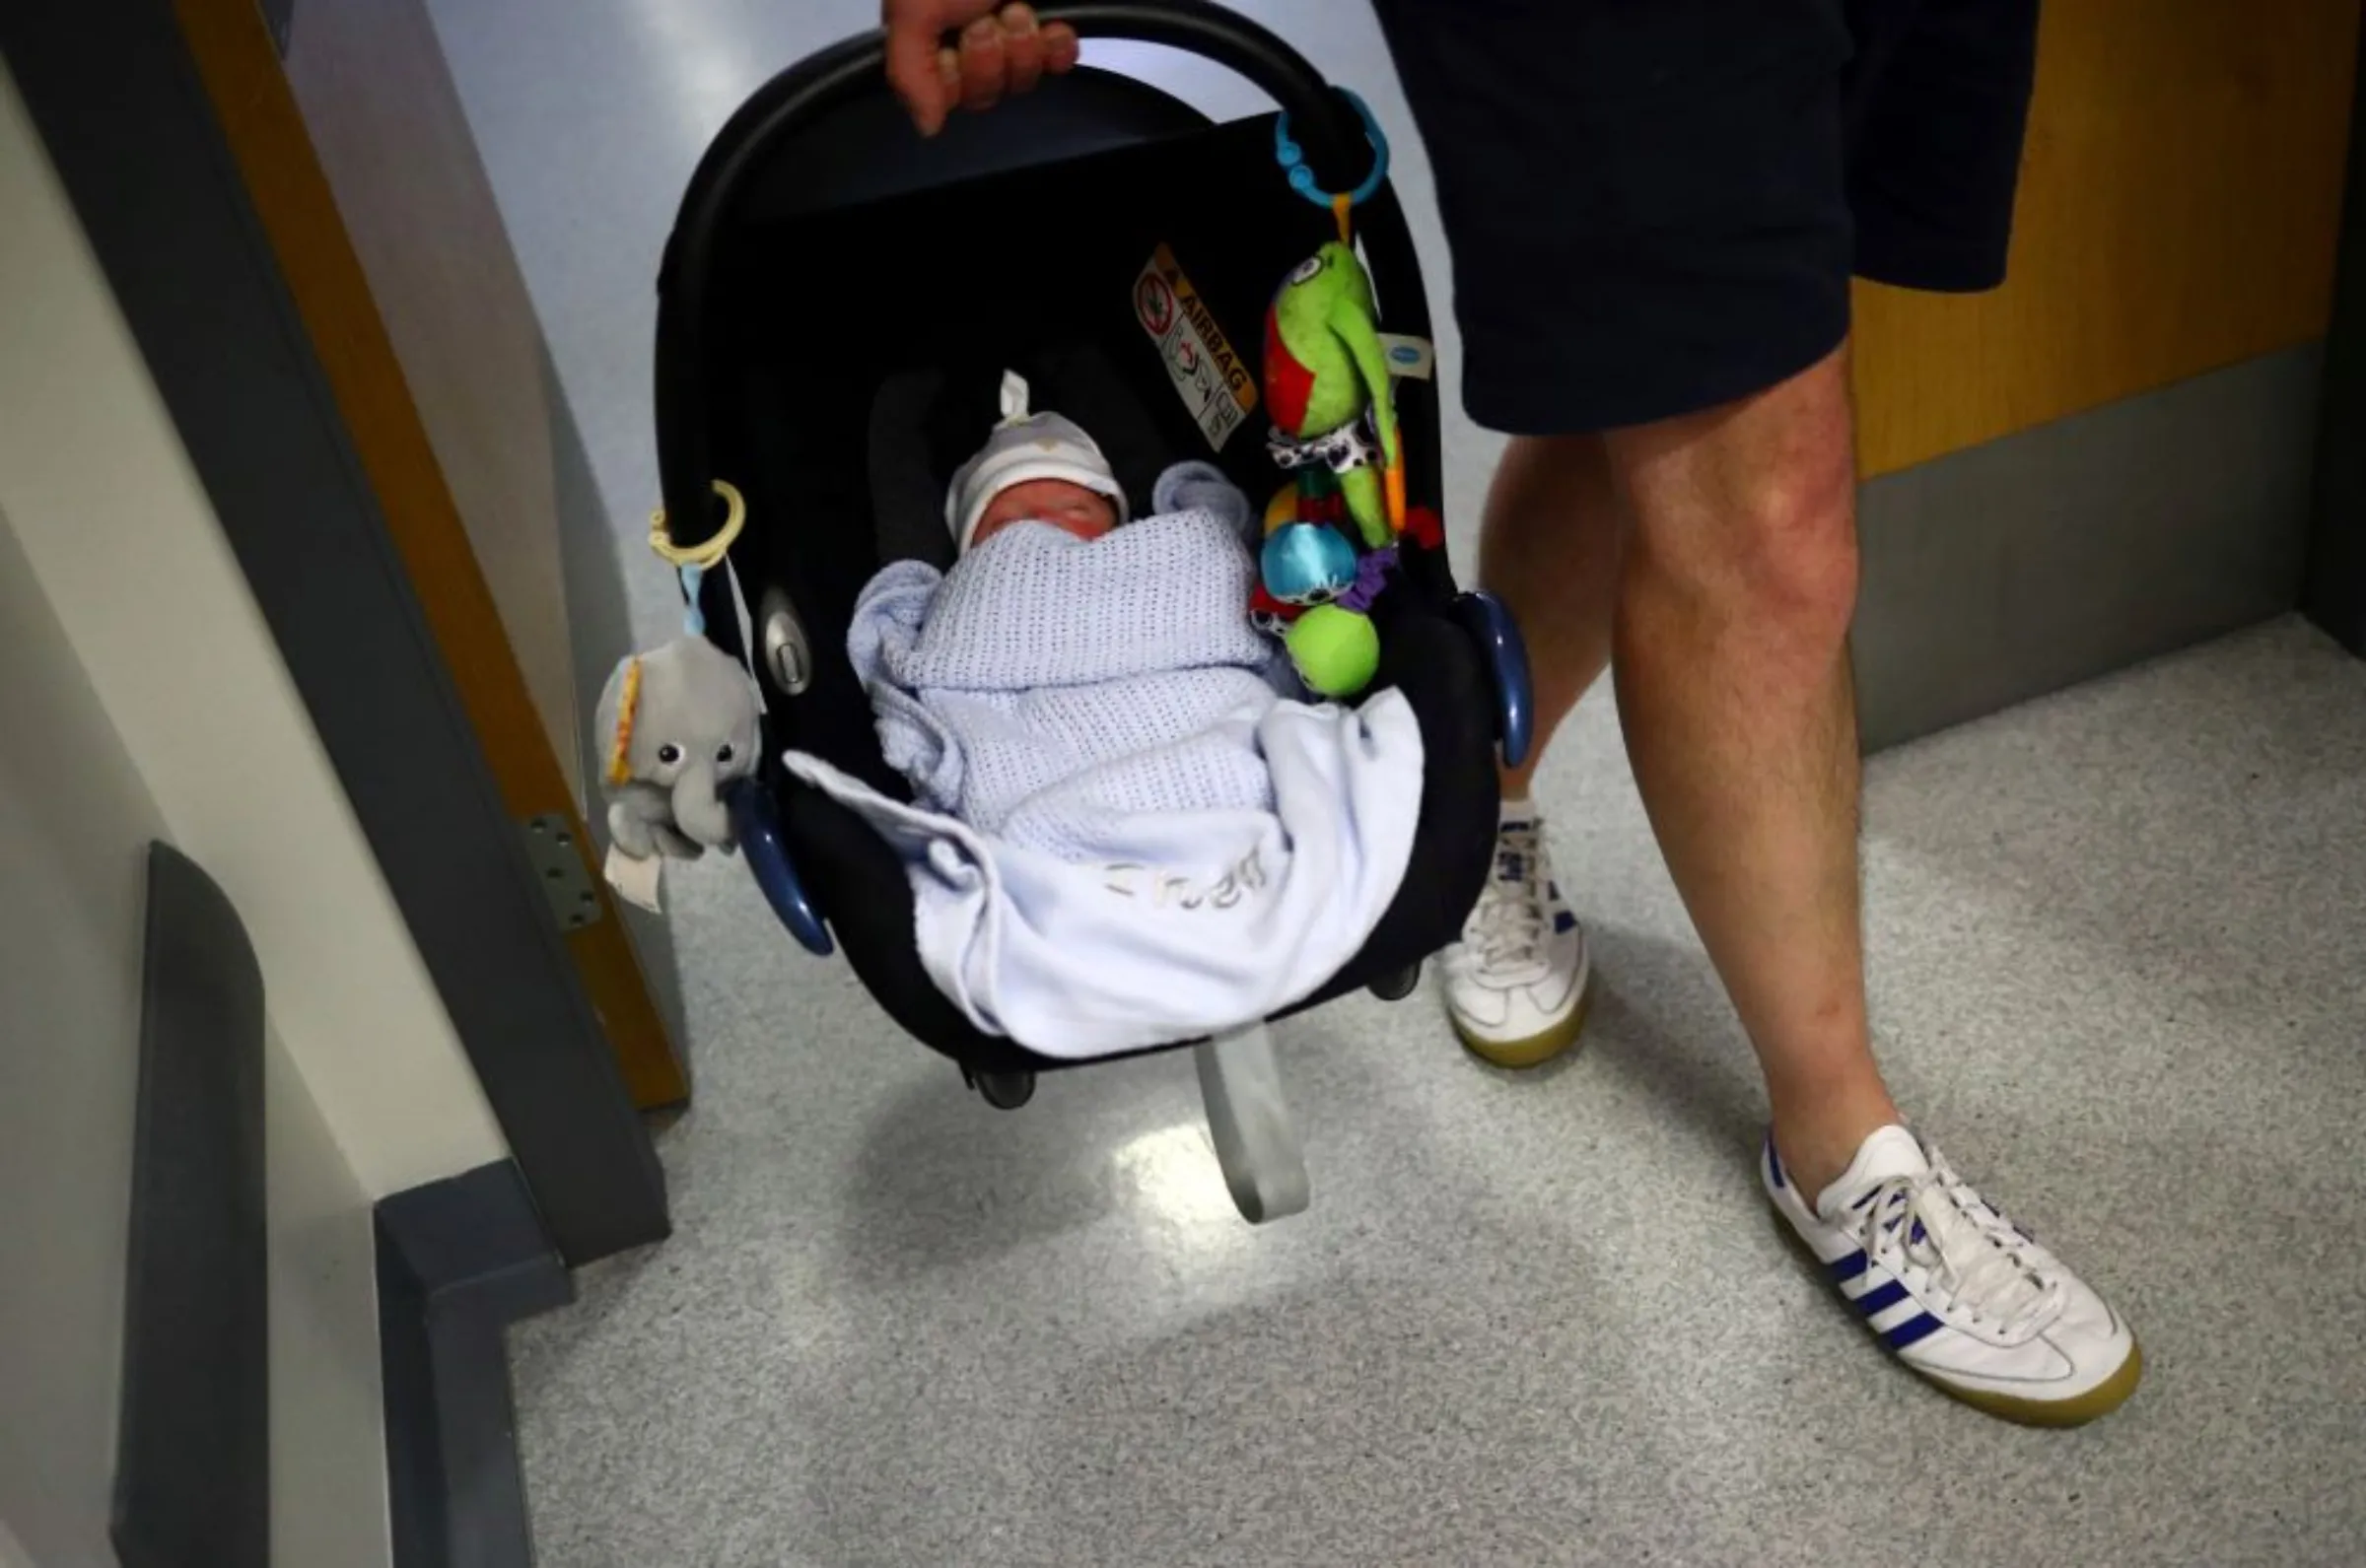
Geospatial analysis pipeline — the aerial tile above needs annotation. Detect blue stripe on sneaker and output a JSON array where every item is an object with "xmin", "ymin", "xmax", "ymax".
[
  {"xmin": 1826, "ymin": 1251, "xmax": 1868, "ymax": 1284},
  {"xmin": 1766, "ymin": 1136, "xmax": 1786, "ymax": 1190},
  {"xmin": 1554, "ymin": 911, "xmax": 1577, "ymax": 933},
  {"xmin": 1884, "ymin": 1313, "xmax": 1943, "ymax": 1351},
  {"xmin": 1853, "ymin": 1280, "xmax": 1910, "ymax": 1318}
]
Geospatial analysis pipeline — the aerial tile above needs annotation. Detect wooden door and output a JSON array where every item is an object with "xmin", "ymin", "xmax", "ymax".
[
  {"xmin": 1853, "ymin": 0, "xmax": 2363, "ymax": 478},
  {"xmin": 170, "ymin": 0, "xmax": 688, "ymax": 1108}
]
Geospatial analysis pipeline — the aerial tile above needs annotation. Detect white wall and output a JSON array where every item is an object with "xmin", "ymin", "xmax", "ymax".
[
  {"xmin": 0, "ymin": 60, "xmax": 507, "ymax": 1198},
  {"xmin": 265, "ymin": 1013, "xmax": 396, "ymax": 1568},
  {"xmin": 0, "ymin": 508, "xmax": 151, "ymax": 1567},
  {"xmin": 0, "ymin": 504, "xmax": 395, "ymax": 1568}
]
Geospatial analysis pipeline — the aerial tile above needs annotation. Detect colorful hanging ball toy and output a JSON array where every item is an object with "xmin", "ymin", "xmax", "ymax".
[
  {"xmin": 1260, "ymin": 521, "xmax": 1358, "ymax": 608},
  {"xmin": 1285, "ymin": 604, "xmax": 1381, "ymax": 699}
]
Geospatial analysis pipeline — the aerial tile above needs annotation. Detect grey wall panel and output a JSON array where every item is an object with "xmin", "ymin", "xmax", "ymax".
[
  {"xmin": 114, "ymin": 844, "xmax": 268, "ymax": 1568},
  {"xmin": 1854, "ymin": 345, "xmax": 2319, "ymax": 753}
]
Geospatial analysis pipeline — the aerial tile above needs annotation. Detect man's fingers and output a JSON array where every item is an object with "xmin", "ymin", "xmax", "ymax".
[
  {"xmin": 1043, "ymin": 22, "xmax": 1080, "ymax": 74},
  {"xmin": 883, "ymin": 0, "xmax": 1003, "ymax": 134},
  {"xmin": 882, "ymin": 0, "xmax": 1075, "ymax": 133},
  {"xmin": 884, "ymin": 3, "xmax": 954, "ymax": 134},
  {"xmin": 1000, "ymin": 4, "xmax": 1045, "ymax": 95},
  {"xmin": 957, "ymin": 16, "xmax": 1007, "ymax": 112}
]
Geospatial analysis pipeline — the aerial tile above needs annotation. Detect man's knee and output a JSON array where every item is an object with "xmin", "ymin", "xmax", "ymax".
[
  {"xmin": 1724, "ymin": 448, "xmax": 1858, "ymax": 641},
  {"xmin": 1618, "ymin": 360, "xmax": 1858, "ymax": 648}
]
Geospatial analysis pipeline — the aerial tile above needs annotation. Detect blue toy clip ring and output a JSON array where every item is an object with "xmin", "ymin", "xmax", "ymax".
[{"xmin": 1274, "ymin": 88, "xmax": 1389, "ymax": 211}]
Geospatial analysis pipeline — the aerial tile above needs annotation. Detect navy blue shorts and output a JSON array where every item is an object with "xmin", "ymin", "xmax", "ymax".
[{"xmin": 1370, "ymin": 0, "xmax": 2042, "ymax": 435}]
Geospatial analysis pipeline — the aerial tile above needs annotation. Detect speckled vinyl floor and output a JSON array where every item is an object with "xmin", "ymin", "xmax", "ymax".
[{"xmin": 421, "ymin": 4, "xmax": 2366, "ymax": 1563}]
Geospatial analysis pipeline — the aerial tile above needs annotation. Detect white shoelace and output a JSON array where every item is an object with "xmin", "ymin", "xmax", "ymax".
[
  {"xmin": 1851, "ymin": 1151, "xmax": 2060, "ymax": 1340},
  {"xmin": 1462, "ymin": 822, "xmax": 1551, "ymax": 972}
]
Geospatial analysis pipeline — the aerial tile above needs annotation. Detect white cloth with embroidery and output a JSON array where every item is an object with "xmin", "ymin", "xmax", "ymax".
[{"xmin": 784, "ymin": 462, "xmax": 1425, "ymax": 1057}]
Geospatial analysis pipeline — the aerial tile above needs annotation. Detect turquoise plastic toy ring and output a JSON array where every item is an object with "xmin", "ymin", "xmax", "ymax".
[{"xmin": 1274, "ymin": 88, "xmax": 1389, "ymax": 211}]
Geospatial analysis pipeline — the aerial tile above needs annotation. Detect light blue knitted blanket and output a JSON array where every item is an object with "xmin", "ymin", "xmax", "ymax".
[
  {"xmin": 852, "ymin": 463, "xmax": 1287, "ymax": 862},
  {"xmin": 800, "ymin": 461, "xmax": 1427, "ymax": 1055}
]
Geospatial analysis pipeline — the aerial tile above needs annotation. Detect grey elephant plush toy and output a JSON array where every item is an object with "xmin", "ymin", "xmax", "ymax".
[{"xmin": 595, "ymin": 637, "xmax": 761, "ymax": 866}]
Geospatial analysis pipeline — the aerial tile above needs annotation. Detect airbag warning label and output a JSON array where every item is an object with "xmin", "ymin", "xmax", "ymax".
[{"xmin": 1135, "ymin": 243, "xmax": 1258, "ymax": 450}]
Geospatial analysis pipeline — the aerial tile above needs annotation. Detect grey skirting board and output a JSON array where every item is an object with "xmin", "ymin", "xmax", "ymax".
[
  {"xmin": 380, "ymin": 1162, "xmax": 576, "ymax": 1568},
  {"xmin": 1852, "ymin": 344, "xmax": 2322, "ymax": 753}
]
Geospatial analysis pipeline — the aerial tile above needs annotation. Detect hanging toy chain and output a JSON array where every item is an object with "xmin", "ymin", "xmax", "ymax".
[{"xmin": 1257, "ymin": 92, "xmax": 1434, "ymax": 701}]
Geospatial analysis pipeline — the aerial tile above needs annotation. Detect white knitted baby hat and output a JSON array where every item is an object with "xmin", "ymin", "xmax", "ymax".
[{"xmin": 944, "ymin": 370, "xmax": 1128, "ymax": 554}]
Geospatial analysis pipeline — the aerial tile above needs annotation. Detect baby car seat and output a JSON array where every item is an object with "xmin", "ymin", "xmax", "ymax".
[{"xmin": 652, "ymin": 0, "xmax": 1531, "ymax": 1219}]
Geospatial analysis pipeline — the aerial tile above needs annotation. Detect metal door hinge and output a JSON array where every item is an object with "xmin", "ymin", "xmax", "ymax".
[{"xmin": 522, "ymin": 815, "xmax": 602, "ymax": 931}]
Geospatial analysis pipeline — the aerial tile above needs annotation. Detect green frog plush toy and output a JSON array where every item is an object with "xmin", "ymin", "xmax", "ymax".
[{"xmin": 1263, "ymin": 239, "xmax": 1405, "ymax": 551}]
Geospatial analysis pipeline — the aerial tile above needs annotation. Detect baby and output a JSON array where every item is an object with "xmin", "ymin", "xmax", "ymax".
[
  {"xmin": 849, "ymin": 370, "xmax": 1282, "ymax": 859},
  {"xmin": 944, "ymin": 370, "xmax": 1131, "ymax": 555}
]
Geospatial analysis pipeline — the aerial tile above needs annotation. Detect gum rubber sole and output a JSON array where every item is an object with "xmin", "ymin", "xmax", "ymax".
[
  {"xmin": 1768, "ymin": 1208, "xmax": 2144, "ymax": 1427},
  {"xmin": 1937, "ymin": 1334, "xmax": 2143, "ymax": 1428},
  {"xmin": 1453, "ymin": 971, "xmax": 1595, "ymax": 1069}
]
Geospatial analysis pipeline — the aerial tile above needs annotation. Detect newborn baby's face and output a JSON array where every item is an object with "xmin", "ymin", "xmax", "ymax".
[{"xmin": 971, "ymin": 479, "xmax": 1116, "ymax": 551}]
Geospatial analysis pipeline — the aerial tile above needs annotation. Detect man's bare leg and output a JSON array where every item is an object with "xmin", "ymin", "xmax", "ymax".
[
  {"xmin": 1478, "ymin": 434, "xmax": 1624, "ymax": 800},
  {"xmin": 1603, "ymin": 346, "xmax": 1897, "ymax": 1197},
  {"xmin": 1437, "ymin": 434, "xmax": 1624, "ymax": 1065}
]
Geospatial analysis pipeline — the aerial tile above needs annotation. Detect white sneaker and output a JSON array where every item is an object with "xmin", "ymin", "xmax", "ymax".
[
  {"xmin": 1442, "ymin": 804, "xmax": 1592, "ymax": 1068},
  {"xmin": 1765, "ymin": 1125, "xmax": 2143, "ymax": 1426}
]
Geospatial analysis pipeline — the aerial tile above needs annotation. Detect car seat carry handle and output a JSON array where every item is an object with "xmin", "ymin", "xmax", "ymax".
[
  {"xmin": 1030, "ymin": 3, "xmax": 1368, "ymax": 172},
  {"xmin": 655, "ymin": 0, "xmax": 1369, "ymax": 554}
]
